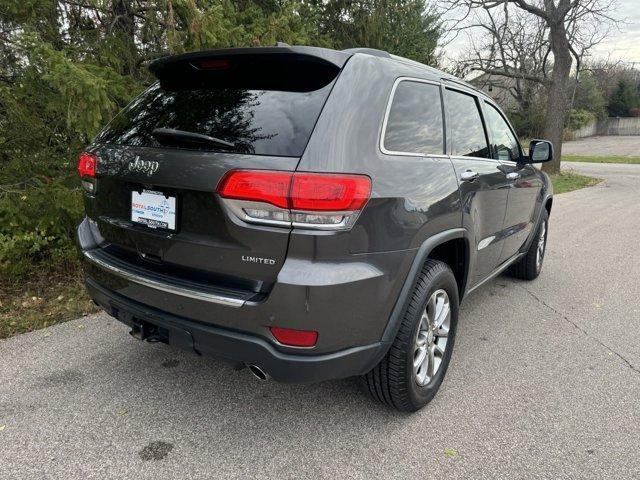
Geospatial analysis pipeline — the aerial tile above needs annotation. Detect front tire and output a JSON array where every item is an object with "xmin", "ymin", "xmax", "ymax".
[
  {"xmin": 507, "ymin": 209, "xmax": 549, "ymax": 280},
  {"xmin": 363, "ymin": 260, "xmax": 459, "ymax": 412}
]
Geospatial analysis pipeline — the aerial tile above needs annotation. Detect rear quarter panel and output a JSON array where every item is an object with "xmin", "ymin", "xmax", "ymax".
[
  {"xmin": 289, "ymin": 55, "xmax": 463, "ymax": 347},
  {"xmin": 297, "ymin": 55, "xmax": 462, "ymax": 255}
]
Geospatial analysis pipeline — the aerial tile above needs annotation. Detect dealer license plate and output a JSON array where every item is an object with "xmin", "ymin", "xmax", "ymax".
[{"xmin": 131, "ymin": 189, "xmax": 177, "ymax": 231}]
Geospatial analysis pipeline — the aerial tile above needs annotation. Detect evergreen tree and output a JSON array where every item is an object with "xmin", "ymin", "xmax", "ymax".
[
  {"xmin": 0, "ymin": 0, "xmax": 441, "ymax": 281},
  {"xmin": 607, "ymin": 79, "xmax": 640, "ymax": 117},
  {"xmin": 314, "ymin": 0, "xmax": 440, "ymax": 65}
]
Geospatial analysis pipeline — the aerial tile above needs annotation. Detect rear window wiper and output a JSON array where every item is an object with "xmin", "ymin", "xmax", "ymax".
[{"xmin": 152, "ymin": 128, "xmax": 236, "ymax": 150}]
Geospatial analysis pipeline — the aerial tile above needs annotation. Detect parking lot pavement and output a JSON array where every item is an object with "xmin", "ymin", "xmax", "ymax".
[
  {"xmin": 562, "ymin": 135, "xmax": 640, "ymax": 156},
  {"xmin": 1, "ymin": 162, "xmax": 639, "ymax": 479}
]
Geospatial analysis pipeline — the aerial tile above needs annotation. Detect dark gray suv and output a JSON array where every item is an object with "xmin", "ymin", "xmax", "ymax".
[{"xmin": 76, "ymin": 45, "xmax": 554, "ymax": 411}]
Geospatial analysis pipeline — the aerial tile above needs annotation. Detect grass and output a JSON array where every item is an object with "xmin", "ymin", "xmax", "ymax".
[
  {"xmin": 0, "ymin": 272, "xmax": 98, "ymax": 339},
  {"xmin": 550, "ymin": 170, "xmax": 601, "ymax": 194},
  {"xmin": 563, "ymin": 155, "xmax": 640, "ymax": 164}
]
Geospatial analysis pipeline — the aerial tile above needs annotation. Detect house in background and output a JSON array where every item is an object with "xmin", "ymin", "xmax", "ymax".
[{"xmin": 469, "ymin": 73, "xmax": 520, "ymax": 111}]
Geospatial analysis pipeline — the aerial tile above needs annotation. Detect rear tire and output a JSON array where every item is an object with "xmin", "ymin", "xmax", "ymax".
[
  {"xmin": 507, "ymin": 210, "xmax": 549, "ymax": 280},
  {"xmin": 363, "ymin": 259, "xmax": 459, "ymax": 412}
]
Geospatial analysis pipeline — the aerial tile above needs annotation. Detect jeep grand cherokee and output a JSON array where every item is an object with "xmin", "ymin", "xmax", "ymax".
[{"xmin": 77, "ymin": 46, "xmax": 554, "ymax": 411}]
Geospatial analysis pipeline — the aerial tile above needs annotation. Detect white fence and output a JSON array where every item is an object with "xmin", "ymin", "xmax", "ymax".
[{"xmin": 572, "ymin": 117, "xmax": 640, "ymax": 139}]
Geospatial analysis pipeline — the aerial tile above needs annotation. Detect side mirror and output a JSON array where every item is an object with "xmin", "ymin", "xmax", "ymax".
[{"xmin": 528, "ymin": 139, "xmax": 553, "ymax": 163}]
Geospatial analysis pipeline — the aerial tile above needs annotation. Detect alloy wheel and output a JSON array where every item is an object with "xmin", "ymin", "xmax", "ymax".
[
  {"xmin": 536, "ymin": 220, "xmax": 547, "ymax": 271},
  {"xmin": 413, "ymin": 289, "xmax": 451, "ymax": 386}
]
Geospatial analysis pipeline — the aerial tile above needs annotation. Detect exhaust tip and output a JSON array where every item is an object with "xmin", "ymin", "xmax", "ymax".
[{"xmin": 247, "ymin": 364, "xmax": 269, "ymax": 381}]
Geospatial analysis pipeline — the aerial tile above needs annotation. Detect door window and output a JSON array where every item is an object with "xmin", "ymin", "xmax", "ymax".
[
  {"xmin": 484, "ymin": 102, "xmax": 521, "ymax": 162},
  {"xmin": 445, "ymin": 89, "xmax": 490, "ymax": 158},
  {"xmin": 383, "ymin": 80, "xmax": 444, "ymax": 155}
]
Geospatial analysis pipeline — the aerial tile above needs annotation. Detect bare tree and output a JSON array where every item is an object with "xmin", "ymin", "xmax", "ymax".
[
  {"xmin": 441, "ymin": 0, "xmax": 618, "ymax": 173},
  {"xmin": 456, "ymin": 6, "xmax": 549, "ymax": 114}
]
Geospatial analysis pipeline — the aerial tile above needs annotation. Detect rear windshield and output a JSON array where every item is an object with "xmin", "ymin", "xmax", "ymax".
[{"xmin": 94, "ymin": 81, "xmax": 334, "ymax": 157}]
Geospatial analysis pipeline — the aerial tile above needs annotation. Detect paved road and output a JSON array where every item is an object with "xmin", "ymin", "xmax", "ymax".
[
  {"xmin": 562, "ymin": 135, "xmax": 640, "ymax": 156},
  {"xmin": 1, "ymin": 162, "xmax": 639, "ymax": 479}
]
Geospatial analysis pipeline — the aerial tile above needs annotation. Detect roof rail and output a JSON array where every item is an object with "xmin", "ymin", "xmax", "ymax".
[{"xmin": 342, "ymin": 48, "xmax": 391, "ymax": 58}]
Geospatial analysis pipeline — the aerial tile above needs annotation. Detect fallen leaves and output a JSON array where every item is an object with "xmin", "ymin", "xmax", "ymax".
[
  {"xmin": 21, "ymin": 296, "xmax": 44, "ymax": 308},
  {"xmin": 444, "ymin": 447, "xmax": 459, "ymax": 458},
  {"xmin": 1, "ymin": 277, "xmax": 100, "ymax": 339}
]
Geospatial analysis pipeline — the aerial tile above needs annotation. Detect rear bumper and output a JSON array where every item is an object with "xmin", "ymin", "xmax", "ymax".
[
  {"xmin": 77, "ymin": 216, "xmax": 413, "ymax": 382},
  {"xmin": 86, "ymin": 278, "xmax": 387, "ymax": 383}
]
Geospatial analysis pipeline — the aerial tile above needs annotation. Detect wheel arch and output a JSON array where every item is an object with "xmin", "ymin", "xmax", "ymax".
[
  {"xmin": 521, "ymin": 194, "xmax": 553, "ymax": 254},
  {"xmin": 545, "ymin": 196, "xmax": 553, "ymax": 215},
  {"xmin": 380, "ymin": 228, "xmax": 470, "ymax": 344}
]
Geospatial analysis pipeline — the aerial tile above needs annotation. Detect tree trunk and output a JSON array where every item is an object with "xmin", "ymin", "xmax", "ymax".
[
  {"xmin": 542, "ymin": 25, "xmax": 573, "ymax": 174},
  {"xmin": 111, "ymin": 0, "xmax": 137, "ymax": 76}
]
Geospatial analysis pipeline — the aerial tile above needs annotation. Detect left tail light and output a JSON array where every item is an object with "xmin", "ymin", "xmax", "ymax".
[
  {"xmin": 77, "ymin": 151, "xmax": 98, "ymax": 194},
  {"xmin": 77, "ymin": 152, "xmax": 97, "ymax": 178},
  {"xmin": 216, "ymin": 170, "xmax": 371, "ymax": 230}
]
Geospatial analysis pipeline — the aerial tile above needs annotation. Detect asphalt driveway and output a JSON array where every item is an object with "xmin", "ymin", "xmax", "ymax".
[
  {"xmin": 562, "ymin": 135, "xmax": 640, "ymax": 156},
  {"xmin": 1, "ymin": 162, "xmax": 639, "ymax": 479}
]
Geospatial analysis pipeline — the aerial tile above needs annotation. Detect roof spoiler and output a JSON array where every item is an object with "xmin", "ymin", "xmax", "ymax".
[{"xmin": 149, "ymin": 46, "xmax": 352, "ymax": 92}]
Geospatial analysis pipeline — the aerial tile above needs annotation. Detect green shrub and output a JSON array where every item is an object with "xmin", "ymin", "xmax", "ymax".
[
  {"xmin": 507, "ymin": 105, "xmax": 546, "ymax": 139},
  {"xmin": 0, "ymin": 177, "xmax": 83, "ymax": 280},
  {"xmin": 566, "ymin": 109, "xmax": 597, "ymax": 131},
  {"xmin": 608, "ymin": 79, "xmax": 640, "ymax": 117},
  {"xmin": 563, "ymin": 109, "xmax": 597, "ymax": 140}
]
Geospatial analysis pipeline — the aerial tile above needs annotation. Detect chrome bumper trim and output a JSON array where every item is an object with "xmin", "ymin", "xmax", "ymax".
[{"xmin": 83, "ymin": 250, "xmax": 246, "ymax": 308}]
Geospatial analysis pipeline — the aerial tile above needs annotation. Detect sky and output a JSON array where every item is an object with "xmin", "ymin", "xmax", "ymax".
[
  {"xmin": 591, "ymin": 0, "xmax": 640, "ymax": 63},
  {"xmin": 442, "ymin": 0, "xmax": 640, "ymax": 66}
]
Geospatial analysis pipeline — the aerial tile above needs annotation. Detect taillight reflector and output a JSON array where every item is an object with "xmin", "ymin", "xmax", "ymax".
[
  {"xmin": 270, "ymin": 327, "xmax": 318, "ymax": 347},
  {"xmin": 77, "ymin": 151, "xmax": 97, "ymax": 178}
]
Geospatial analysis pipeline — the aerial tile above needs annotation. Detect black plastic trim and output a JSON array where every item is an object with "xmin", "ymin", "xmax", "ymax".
[
  {"xmin": 86, "ymin": 279, "xmax": 387, "ymax": 383},
  {"xmin": 380, "ymin": 228, "xmax": 468, "ymax": 344},
  {"xmin": 520, "ymin": 193, "xmax": 553, "ymax": 254}
]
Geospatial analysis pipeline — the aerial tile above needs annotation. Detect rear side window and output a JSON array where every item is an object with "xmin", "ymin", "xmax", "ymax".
[
  {"xmin": 445, "ymin": 89, "xmax": 490, "ymax": 158},
  {"xmin": 484, "ymin": 102, "xmax": 521, "ymax": 162},
  {"xmin": 94, "ymin": 81, "xmax": 334, "ymax": 157},
  {"xmin": 383, "ymin": 80, "xmax": 444, "ymax": 155}
]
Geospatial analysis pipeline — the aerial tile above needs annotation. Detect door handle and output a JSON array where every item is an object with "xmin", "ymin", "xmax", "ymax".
[
  {"xmin": 460, "ymin": 170, "xmax": 479, "ymax": 182},
  {"xmin": 506, "ymin": 172, "xmax": 520, "ymax": 181}
]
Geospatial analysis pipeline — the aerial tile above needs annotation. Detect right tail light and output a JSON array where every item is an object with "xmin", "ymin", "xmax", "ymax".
[{"xmin": 217, "ymin": 170, "xmax": 371, "ymax": 230}]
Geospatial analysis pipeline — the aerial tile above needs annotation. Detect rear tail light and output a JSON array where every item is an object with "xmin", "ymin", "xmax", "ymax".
[
  {"xmin": 217, "ymin": 170, "xmax": 371, "ymax": 230},
  {"xmin": 77, "ymin": 151, "xmax": 98, "ymax": 194},
  {"xmin": 290, "ymin": 173, "xmax": 370, "ymax": 211},
  {"xmin": 77, "ymin": 151, "xmax": 97, "ymax": 178},
  {"xmin": 270, "ymin": 327, "xmax": 318, "ymax": 347},
  {"xmin": 217, "ymin": 170, "xmax": 291, "ymax": 209}
]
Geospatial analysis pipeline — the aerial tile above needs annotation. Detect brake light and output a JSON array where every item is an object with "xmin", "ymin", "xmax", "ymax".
[
  {"xmin": 270, "ymin": 327, "xmax": 318, "ymax": 347},
  {"xmin": 217, "ymin": 170, "xmax": 290, "ymax": 209},
  {"xmin": 77, "ymin": 151, "xmax": 97, "ymax": 178},
  {"xmin": 290, "ymin": 173, "xmax": 370, "ymax": 211},
  {"xmin": 217, "ymin": 170, "xmax": 371, "ymax": 230},
  {"xmin": 196, "ymin": 59, "xmax": 230, "ymax": 70}
]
